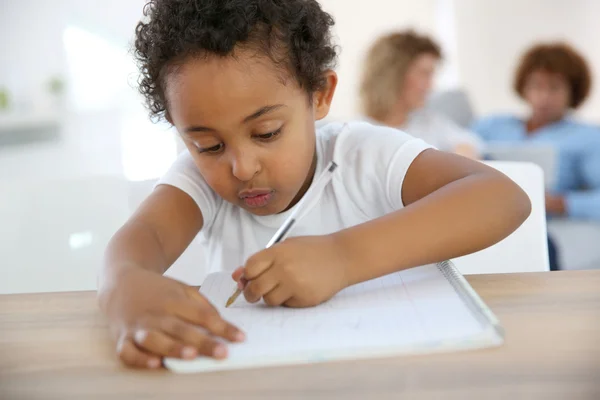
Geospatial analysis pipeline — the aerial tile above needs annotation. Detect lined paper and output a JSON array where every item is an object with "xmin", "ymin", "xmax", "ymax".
[{"xmin": 165, "ymin": 264, "xmax": 501, "ymax": 373}]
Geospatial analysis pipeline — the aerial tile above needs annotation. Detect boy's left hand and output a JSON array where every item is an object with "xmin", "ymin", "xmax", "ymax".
[{"xmin": 232, "ymin": 235, "xmax": 351, "ymax": 308}]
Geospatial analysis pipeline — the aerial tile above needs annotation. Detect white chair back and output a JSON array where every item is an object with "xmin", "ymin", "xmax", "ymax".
[
  {"xmin": 453, "ymin": 161, "xmax": 550, "ymax": 274},
  {"xmin": 484, "ymin": 144, "xmax": 557, "ymax": 188}
]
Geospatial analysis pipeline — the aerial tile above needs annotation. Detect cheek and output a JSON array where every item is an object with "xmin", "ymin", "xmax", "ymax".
[
  {"xmin": 524, "ymin": 89, "xmax": 540, "ymax": 105},
  {"xmin": 406, "ymin": 74, "xmax": 426, "ymax": 91},
  {"xmin": 267, "ymin": 132, "xmax": 315, "ymax": 185},
  {"xmin": 204, "ymin": 167, "xmax": 230, "ymax": 193},
  {"xmin": 191, "ymin": 156, "xmax": 236, "ymax": 199},
  {"xmin": 422, "ymin": 73, "xmax": 434, "ymax": 90},
  {"xmin": 557, "ymin": 91, "xmax": 571, "ymax": 108},
  {"xmin": 416, "ymin": 80, "xmax": 429, "ymax": 96},
  {"xmin": 406, "ymin": 82, "xmax": 426, "ymax": 104},
  {"xmin": 543, "ymin": 91, "xmax": 569, "ymax": 113},
  {"xmin": 403, "ymin": 78, "xmax": 417, "ymax": 95}
]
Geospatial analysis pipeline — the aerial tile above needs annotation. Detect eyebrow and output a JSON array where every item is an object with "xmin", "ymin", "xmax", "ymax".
[{"xmin": 184, "ymin": 104, "xmax": 286, "ymax": 134}]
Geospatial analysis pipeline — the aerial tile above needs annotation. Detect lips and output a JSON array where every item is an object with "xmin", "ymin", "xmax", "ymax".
[{"xmin": 239, "ymin": 189, "xmax": 274, "ymax": 208}]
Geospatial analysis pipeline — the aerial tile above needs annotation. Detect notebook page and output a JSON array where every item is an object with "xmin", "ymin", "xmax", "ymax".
[{"xmin": 165, "ymin": 264, "xmax": 498, "ymax": 373}]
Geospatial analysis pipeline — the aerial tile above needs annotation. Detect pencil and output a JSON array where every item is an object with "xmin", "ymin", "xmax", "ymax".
[{"xmin": 226, "ymin": 289, "xmax": 242, "ymax": 307}]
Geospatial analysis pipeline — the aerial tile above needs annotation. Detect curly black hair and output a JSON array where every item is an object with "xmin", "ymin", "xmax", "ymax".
[{"xmin": 134, "ymin": 0, "xmax": 338, "ymax": 121}]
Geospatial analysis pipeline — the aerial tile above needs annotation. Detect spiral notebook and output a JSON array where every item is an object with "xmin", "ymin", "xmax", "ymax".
[{"xmin": 165, "ymin": 261, "xmax": 504, "ymax": 373}]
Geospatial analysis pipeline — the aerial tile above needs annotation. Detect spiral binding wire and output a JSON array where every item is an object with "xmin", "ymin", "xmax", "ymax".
[{"xmin": 437, "ymin": 260, "xmax": 504, "ymax": 337}]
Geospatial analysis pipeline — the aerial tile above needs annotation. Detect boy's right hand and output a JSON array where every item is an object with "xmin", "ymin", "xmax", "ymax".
[{"xmin": 103, "ymin": 268, "xmax": 245, "ymax": 369}]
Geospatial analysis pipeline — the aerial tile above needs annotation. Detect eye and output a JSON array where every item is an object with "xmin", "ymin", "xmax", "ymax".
[
  {"xmin": 198, "ymin": 143, "xmax": 224, "ymax": 154},
  {"xmin": 255, "ymin": 128, "xmax": 282, "ymax": 141}
]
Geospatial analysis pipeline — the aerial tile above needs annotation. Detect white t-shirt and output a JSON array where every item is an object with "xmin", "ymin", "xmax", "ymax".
[{"xmin": 158, "ymin": 121, "xmax": 432, "ymax": 273}]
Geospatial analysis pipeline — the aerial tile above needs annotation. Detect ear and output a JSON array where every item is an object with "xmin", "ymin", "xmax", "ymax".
[{"xmin": 313, "ymin": 70, "xmax": 338, "ymax": 121}]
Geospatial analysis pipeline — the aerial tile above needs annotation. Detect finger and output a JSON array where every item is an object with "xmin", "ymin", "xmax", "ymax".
[
  {"xmin": 231, "ymin": 267, "xmax": 244, "ymax": 282},
  {"xmin": 134, "ymin": 329, "xmax": 188, "ymax": 359},
  {"xmin": 231, "ymin": 267, "xmax": 248, "ymax": 290},
  {"xmin": 116, "ymin": 336, "xmax": 162, "ymax": 369},
  {"xmin": 174, "ymin": 300, "xmax": 245, "ymax": 343},
  {"xmin": 160, "ymin": 317, "xmax": 230, "ymax": 359},
  {"xmin": 185, "ymin": 284, "xmax": 208, "ymax": 302},
  {"xmin": 243, "ymin": 272, "xmax": 279, "ymax": 304},
  {"xmin": 285, "ymin": 297, "xmax": 316, "ymax": 308},
  {"xmin": 237, "ymin": 277, "xmax": 248, "ymax": 290},
  {"xmin": 243, "ymin": 250, "xmax": 275, "ymax": 280},
  {"xmin": 263, "ymin": 284, "xmax": 292, "ymax": 307},
  {"xmin": 283, "ymin": 298, "xmax": 303, "ymax": 308}
]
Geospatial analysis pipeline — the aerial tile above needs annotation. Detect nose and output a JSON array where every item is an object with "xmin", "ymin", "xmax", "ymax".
[
  {"xmin": 230, "ymin": 149, "xmax": 260, "ymax": 182},
  {"xmin": 539, "ymin": 90, "xmax": 552, "ymax": 102}
]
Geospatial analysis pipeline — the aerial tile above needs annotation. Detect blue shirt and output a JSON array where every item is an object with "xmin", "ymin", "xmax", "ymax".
[{"xmin": 472, "ymin": 115, "xmax": 600, "ymax": 221}]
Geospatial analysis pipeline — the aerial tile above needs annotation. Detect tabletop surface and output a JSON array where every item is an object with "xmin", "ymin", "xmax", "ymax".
[{"xmin": 1, "ymin": 270, "xmax": 599, "ymax": 400}]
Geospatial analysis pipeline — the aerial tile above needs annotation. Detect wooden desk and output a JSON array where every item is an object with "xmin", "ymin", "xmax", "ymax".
[{"xmin": 1, "ymin": 271, "xmax": 599, "ymax": 399}]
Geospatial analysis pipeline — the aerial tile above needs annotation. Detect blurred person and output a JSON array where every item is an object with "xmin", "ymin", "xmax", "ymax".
[
  {"xmin": 473, "ymin": 43, "xmax": 600, "ymax": 222},
  {"xmin": 473, "ymin": 42, "xmax": 600, "ymax": 270},
  {"xmin": 360, "ymin": 30, "xmax": 482, "ymax": 158}
]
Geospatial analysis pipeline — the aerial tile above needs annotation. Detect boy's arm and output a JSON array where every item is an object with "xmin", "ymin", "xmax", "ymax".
[
  {"xmin": 99, "ymin": 185, "xmax": 243, "ymax": 368},
  {"xmin": 335, "ymin": 149, "xmax": 531, "ymax": 285},
  {"xmin": 98, "ymin": 184, "xmax": 203, "ymax": 308}
]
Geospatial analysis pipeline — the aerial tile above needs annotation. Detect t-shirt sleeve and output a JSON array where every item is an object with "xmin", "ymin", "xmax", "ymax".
[
  {"xmin": 156, "ymin": 150, "xmax": 221, "ymax": 230},
  {"xmin": 334, "ymin": 122, "xmax": 433, "ymax": 218}
]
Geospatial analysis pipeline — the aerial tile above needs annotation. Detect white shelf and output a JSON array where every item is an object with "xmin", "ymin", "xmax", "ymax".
[{"xmin": 0, "ymin": 112, "xmax": 61, "ymax": 133}]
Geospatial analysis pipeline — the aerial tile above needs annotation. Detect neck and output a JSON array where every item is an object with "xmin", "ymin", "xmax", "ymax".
[
  {"xmin": 526, "ymin": 114, "xmax": 564, "ymax": 133},
  {"xmin": 380, "ymin": 103, "xmax": 412, "ymax": 128},
  {"xmin": 283, "ymin": 149, "xmax": 318, "ymax": 212}
]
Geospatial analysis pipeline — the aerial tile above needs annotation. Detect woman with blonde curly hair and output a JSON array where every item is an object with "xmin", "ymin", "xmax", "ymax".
[{"xmin": 360, "ymin": 30, "xmax": 482, "ymax": 158}]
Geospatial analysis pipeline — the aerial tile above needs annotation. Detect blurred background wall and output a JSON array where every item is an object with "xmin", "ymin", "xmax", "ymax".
[
  {"xmin": 318, "ymin": 0, "xmax": 600, "ymax": 122},
  {"xmin": 2, "ymin": 1, "xmax": 599, "ymax": 170}
]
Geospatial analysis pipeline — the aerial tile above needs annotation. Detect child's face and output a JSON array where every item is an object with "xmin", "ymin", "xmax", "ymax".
[{"xmin": 165, "ymin": 51, "xmax": 336, "ymax": 216}]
